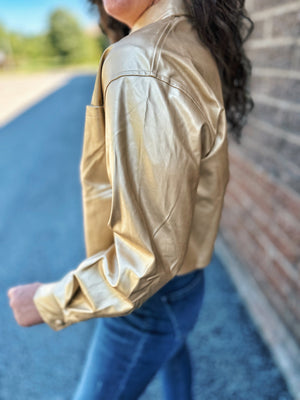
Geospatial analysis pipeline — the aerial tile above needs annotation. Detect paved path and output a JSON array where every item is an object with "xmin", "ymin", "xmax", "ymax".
[
  {"xmin": 0, "ymin": 69, "xmax": 94, "ymax": 127},
  {"xmin": 0, "ymin": 75, "xmax": 293, "ymax": 400}
]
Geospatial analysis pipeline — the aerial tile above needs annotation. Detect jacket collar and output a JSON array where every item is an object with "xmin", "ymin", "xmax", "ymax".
[{"xmin": 131, "ymin": 0, "xmax": 190, "ymax": 33}]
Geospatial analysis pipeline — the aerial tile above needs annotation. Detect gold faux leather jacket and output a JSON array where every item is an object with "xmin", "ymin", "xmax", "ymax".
[{"xmin": 34, "ymin": 0, "xmax": 230, "ymax": 331}]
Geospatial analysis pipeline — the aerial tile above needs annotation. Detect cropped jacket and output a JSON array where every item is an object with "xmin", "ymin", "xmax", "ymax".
[{"xmin": 33, "ymin": 0, "xmax": 230, "ymax": 331}]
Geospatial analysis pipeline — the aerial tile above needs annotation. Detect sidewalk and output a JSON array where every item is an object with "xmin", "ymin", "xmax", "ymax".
[{"xmin": 0, "ymin": 68, "xmax": 94, "ymax": 127}]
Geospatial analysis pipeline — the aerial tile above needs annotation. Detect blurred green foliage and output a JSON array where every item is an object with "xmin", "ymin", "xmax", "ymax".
[
  {"xmin": 0, "ymin": 9, "xmax": 109, "ymax": 71},
  {"xmin": 48, "ymin": 9, "xmax": 88, "ymax": 62}
]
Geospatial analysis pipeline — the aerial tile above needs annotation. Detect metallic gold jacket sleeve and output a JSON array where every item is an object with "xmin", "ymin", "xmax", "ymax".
[{"xmin": 33, "ymin": 74, "xmax": 203, "ymax": 331}]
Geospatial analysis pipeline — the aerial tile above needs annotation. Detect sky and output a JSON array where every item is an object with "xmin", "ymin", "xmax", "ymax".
[{"xmin": 0, "ymin": 0, "xmax": 99, "ymax": 35}]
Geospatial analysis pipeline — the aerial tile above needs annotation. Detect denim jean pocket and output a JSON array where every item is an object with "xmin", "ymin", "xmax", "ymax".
[
  {"xmin": 161, "ymin": 269, "xmax": 205, "ymax": 303},
  {"xmin": 159, "ymin": 270, "xmax": 205, "ymax": 339}
]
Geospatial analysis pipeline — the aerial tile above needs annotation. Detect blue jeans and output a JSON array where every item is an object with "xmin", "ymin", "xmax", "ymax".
[{"xmin": 73, "ymin": 268, "xmax": 205, "ymax": 400}]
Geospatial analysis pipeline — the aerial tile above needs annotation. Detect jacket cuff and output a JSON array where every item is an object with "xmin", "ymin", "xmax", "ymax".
[{"xmin": 33, "ymin": 283, "xmax": 67, "ymax": 331}]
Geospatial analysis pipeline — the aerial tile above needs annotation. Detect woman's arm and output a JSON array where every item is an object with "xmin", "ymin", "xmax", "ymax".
[{"xmin": 10, "ymin": 75, "xmax": 203, "ymax": 331}]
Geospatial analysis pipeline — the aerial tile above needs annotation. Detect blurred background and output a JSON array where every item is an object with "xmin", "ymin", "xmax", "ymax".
[
  {"xmin": 0, "ymin": 0, "xmax": 299, "ymax": 399},
  {"xmin": 0, "ymin": 0, "xmax": 107, "ymax": 71}
]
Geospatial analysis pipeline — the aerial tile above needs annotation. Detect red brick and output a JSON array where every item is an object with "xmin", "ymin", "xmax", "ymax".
[
  {"xmin": 248, "ymin": 0, "xmax": 283, "ymax": 12},
  {"xmin": 251, "ymin": 20, "xmax": 265, "ymax": 39},
  {"xmin": 271, "ymin": 11, "xmax": 300, "ymax": 37},
  {"xmin": 251, "ymin": 76, "xmax": 300, "ymax": 104},
  {"xmin": 221, "ymin": 214, "xmax": 300, "ymax": 340},
  {"xmin": 247, "ymin": 46, "xmax": 295, "ymax": 69},
  {"xmin": 250, "ymin": 101, "xmax": 300, "ymax": 133},
  {"xmin": 228, "ymin": 149, "xmax": 300, "ymax": 243}
]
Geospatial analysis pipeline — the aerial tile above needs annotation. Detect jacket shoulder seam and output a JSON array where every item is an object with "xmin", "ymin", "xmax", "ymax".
[{"xmin": 104, "ymin": 72, "xmax": 220, "ymax": 133}]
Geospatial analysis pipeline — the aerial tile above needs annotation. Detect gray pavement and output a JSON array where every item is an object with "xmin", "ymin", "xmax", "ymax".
[{"xmin": 0, "ymin": 75, "xmax": 293, "ymax": 400}]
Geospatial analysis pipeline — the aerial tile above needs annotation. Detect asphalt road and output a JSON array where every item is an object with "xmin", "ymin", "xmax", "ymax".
[{"xmin": 0, "ymin": 75, "xmax": 293, "ymax": 400}]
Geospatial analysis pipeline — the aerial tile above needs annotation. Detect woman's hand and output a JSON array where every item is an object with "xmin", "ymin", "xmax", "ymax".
[{"xmin": 7, "ymin": 282, "xmax": 44, "ymax": 327}]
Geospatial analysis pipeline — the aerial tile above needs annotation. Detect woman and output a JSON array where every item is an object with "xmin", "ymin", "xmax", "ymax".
[{"xmin": 8, "ymin": 0, "xmax": 254, "ymax": 399}]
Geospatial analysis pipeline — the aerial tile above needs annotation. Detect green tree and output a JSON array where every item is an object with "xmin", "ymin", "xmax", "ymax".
[
  {"xmin": 0, "ymin": 23, "xmax": 12, "ymax": 55},
  {"xmin": 0, "ymin": 10, "xmax": 107, "ymax": 71},
  {"xmin": 48, "ymin": 9, "xmax": 84, "ymax": 62}
]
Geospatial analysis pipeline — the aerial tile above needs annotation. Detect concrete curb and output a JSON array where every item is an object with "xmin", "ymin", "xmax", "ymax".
[{"xmin": 215, "ymin": 234, "xmax": 300, "ymax": 400}]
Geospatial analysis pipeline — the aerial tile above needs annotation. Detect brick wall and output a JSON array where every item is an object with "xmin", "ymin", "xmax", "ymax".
[{"xmin": 219, "ymin": 0, "xmax": 300, "ymax": 346}]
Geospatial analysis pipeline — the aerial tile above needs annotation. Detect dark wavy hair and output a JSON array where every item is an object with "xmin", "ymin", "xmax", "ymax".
[
  {"xmin": 185, "ymin": 0, "xmax": 254, "ymax": 143},
  {"xmin": 89, "ymin": 0, "xmax": 254, "ymax": 143}
]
